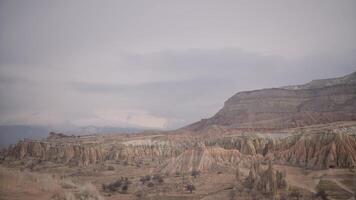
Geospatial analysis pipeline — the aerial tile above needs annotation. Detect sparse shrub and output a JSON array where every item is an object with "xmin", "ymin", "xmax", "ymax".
[
  {"xmin": 146, "ymin": 182, "xmax": 154, "ymax": 187},
  {"xmin": 139, "ymin": 176, "xmax": 146, "ymax": 184},
  {"xmin": 135, "ymin": 190, "xmax": 145, "ymax": 199},
  {"xmin": 144, "ymin": 175, "xmax": 151, "ymax": 181},
  {"xmin": 136, "ymin": 160, "xmax": 143, "ymax": 168},
  {"xmin": 175, "ymin": 171, "xmax": 180, "ymax": 177},
  {"xmin": 289, "ymin": 190, "xmax": 302, "ymax": 200},
  {"xmin": 186, "ymin": 184, "xmax": 196, "ymax": 193},
  {"xmin": 152, "ymin": 174, "xmax": 164, "ymax": 183},
  {"xmin": 121, "ymin": 184, "xmax": 128, "ymax": 193},
  {"xmin": 191, "ymin": 170, "xmax": 200, "ymax": 178},
  {"xmin": 157, "ymin": 176, "xmax": 164, "ymax": 183},
  {"xmin": 102, "ymin": 177, "xmax": 130, "ymax": 193},
  {"xmin": 315, "ymin": 189, "xmax": 328, "ymax": 200},
  {"xmin": 107, "ymin": 166, "xmax": 115, "ymax": 171}
]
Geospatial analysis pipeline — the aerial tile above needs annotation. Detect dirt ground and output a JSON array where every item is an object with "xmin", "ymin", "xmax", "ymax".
[{"xmin": 1, "ymin": 160, "xmax": 355, "ymax": 200}]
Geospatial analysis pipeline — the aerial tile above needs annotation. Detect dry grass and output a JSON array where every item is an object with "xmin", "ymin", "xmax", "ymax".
[{"xmin": 0, "ymin": 166, "xmax": 104, "ymax": 200}]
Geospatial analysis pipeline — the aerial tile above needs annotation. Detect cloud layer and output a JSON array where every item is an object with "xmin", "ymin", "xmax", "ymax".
[{"xmin": 1, "ymin": 0, "xmax": 355, "ymax": 129}]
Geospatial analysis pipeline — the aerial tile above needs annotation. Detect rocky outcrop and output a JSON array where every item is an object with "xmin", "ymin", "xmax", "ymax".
[
  {"xmin": 245, "ymin": 161, "xmax": 287, "ymax": 195},
  {"xmin": 202, "ymin": 127, "xmax": 356, "ymax": 169},
  {"xmin": 47, "ymin": 132, "xmax": 74, "ymax": 140},
  {"xmin": 204, "ymin": 134, "xmax": 271, "ymax": 155},
  {"xmin": 269, "ymin": 131, "xmax": 356, "ymax": 169},
  {"xmin": 283, "ymin": 71, "xmax": 356, "ymax": 90},
  {"xmin": 5, "ymin": 138, "xmax": 184, "ymax": 166},
  {"xmin": 106, "ymin": 142, "xmax": 182, "ymax": 161},
  {"xmin": 4, "ymin": 121, "xmax": 356, "ymax": 171},
  {"xmin": 6, "ymin": 140, "xmax": 105, "ymax": 166},
  {"xmin": 160, "ymin": 143, "xmax": 241, "ymax": 174},
  {"xmin": 184, "ymin": 72, "xmax": 356, "ymax": 131}
]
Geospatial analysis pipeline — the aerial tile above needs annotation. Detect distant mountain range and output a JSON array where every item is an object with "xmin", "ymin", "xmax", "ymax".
[
  {"xmin": 0, "ymin": 125, "xmax": 146, "ymax": 149},
  {"xmin": 184, "ymin": 71, "xmax": 356, "ymax": 131}
]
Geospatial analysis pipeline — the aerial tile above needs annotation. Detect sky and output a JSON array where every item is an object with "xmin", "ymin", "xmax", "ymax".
[{"xmin": 0, "ymin": 0, "xmax": 356, "ymax": 130}]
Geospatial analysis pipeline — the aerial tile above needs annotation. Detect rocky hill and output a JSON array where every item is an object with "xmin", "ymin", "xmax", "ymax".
[
  {"xmin": 283, "ymin": 71, "xmax": 356, "ymax": 90},
  {"xmin": 184, "ymin": 72, "xmax": 356, "ymax": 131}
]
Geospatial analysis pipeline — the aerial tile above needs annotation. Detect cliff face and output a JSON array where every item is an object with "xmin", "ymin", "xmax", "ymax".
[
  {"xmin": 270, "ymin": 131, "xmax": 356, "ymax": 169},
  {"xmin": 6, "ymin": 141, "xmax": 105, "ymax": 166},
  {"xmin": 5, "ymin": 138, "xmax": 184, "ymax": 166},
  {"xmin": 186, "ymin": 83, "xmax": 356, "ymax": 131}
]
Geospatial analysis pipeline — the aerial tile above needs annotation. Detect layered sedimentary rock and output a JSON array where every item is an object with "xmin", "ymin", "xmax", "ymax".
[
  {"xmin": 5, "ymin": 137, "xmax": 184, "ymax": 166},
  {"xmin": 160, "ymin": 143, "xmax": 241, "ymax": 174},
  {"xmin": 5, "ymin": 126, "xmax": 356, "ymax": 170},
  {"xmin": 6, "ymin": 141, "xmax": 105, "ymax": 166},
  {"xmin": 106, "ymin": 142, "xmax": 182, "ymax": 161},
  {"xmin": 184, "ymin": 72, "xmax": 356, "ymax": 131},
  {"xmin": 204, "ymin": 134, "xmax": 271, "ymax": 155},
  {"xmin": 269, "ymin": 131, "xmax": 356, "ymax": 169}
]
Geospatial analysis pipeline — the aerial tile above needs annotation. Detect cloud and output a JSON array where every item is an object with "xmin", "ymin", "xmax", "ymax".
[
  {"xmin": 0, "ymin": 48, "xmax": 355, "ymax": 129},
  {"xmin": 65, "ymin": 48, "xmax": 356, "ymax": 128},
  {"xmin": 0, "ymin": 0, "xmax": 355, "ymax": 129}
]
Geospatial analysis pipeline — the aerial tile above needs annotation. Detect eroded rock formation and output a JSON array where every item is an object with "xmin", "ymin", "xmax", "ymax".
[
  {"xmin": 270, "ymin": 131, "xmax": 356, "ymax": 169},
  {"xmin": 6, "ymin": 140, "xmax": 105, "ymax": 166},
  {"xmin": 245, "ymin": 161, "xmax": 287, "ymax": 195},
  {"xmin": 5, "ymin": 126, "xmax": 356, "ymax": 170},
  {"xmin": 161, "ymin": 143, "xmax": 241, "ymax": 174}
]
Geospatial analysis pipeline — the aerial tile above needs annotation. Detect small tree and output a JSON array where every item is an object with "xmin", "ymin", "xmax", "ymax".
[
  {"xmin": 121, "ymin": 184, "xmax": 128, "ymax": 193},
  {"xmin": 157, "ymin": 176, "xmax": 164, "ymax": 183},
  {"xmin": 147, "ymin": 182, "xmax": 154, "ymax": 187},
  {"xmin": 289, "ymin": 190, "xmax": 302, "ymax": 200},
  {"xmin": 153, "ymin": 174, "xmax": 164, "ymax": 183},
  {"xmin": 186, "ymin": 184, "xmax": 196, "ymax": 193},
  {"xmin": 144, "ymin": 175, "xmax": 151, "ymax": 181},
  {"xmin": 315, "ymin": 189, "xmax": 328, "ymax": 200},
  {"xmin": 135, "ymin": 190, "xmax": 145, "ymax": 199},
  {"xmin": 175, "ymin": 171, "xmax": 180, "ymax": 177},
  {"xmin": 139, "ymin": 176, "xmax": 146, "ymax": 184},
  {"xmin": 191, "ymin": 170, "xmax": 200, "ymax": 178}
]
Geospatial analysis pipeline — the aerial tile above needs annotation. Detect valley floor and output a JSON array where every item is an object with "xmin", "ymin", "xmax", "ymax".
[{"xmin": 1, "ymin": 160, "xmax": 355, "ymax": 200}]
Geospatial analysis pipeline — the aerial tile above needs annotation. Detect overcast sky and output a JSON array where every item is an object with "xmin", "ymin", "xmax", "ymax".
[{"xmin": 0, "ymin": 0, "xmax": 355, "ymax": 129}]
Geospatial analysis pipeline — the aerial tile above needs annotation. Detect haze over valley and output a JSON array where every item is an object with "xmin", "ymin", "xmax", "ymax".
[{"xmin": 0, "ymin": 1, "xmax": 356, "ymax": 200}]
